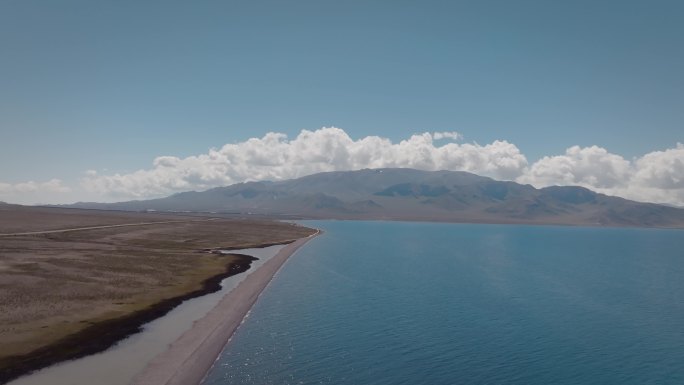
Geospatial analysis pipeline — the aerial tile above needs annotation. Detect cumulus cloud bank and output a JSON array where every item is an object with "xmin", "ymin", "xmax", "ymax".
[
  {"xmin": 518, "ymin": 143, "xmax": 684, "ymax": 206},
  {"xmin": 0, "ymin": 179, "xmax": 71, "ymax": 205},
  {"xmin": 77, "ymin": 127, "xmax": 683, "ymax": 206},
  {"xmin": 81, "ymin": 127, "xmax": 528, "ymax": 198}
]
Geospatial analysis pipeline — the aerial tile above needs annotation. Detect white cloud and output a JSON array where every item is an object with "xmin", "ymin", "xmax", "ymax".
[
  {"xmin": 0, "ymin": 179, "xmax": 71, "ymax": 205},
  {"xmin": 432, "ymin": 131, "xmax": 462, "ymax": 141},
  {"xmin": 6, "ymin": 127, "xmax": 681, "ymax": 207},
  {"xmin": 517, "ymin": 145, "xmax": 631, "ymax": 188},
  {"xmin": 81, "ymin": 127, "xmax": 528, "ymax": 199},
  {"xmin": 0, "ymin": 179, "xmax": 70, "ymax": 194},
  {"xmin": 517, "ymin": 143, "xmax": 684, "ymax": 207},
  {"xmin": 632, "ymin": 144, "xmax": 684, "ymax": 190}
]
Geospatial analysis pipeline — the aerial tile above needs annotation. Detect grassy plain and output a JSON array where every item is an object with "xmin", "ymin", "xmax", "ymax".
[{"xmin": 0, "ymin": 205, "xmax": 315, "ymax": 381}]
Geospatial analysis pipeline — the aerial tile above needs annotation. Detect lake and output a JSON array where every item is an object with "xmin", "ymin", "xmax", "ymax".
[{"xmin": 203, "ymin": 221, "xmax": 684, "ymax": 384}]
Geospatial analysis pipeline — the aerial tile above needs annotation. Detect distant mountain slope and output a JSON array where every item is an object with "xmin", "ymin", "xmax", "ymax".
[{"xmin": 67, "ymin": 168, "xmax": 684, "ymax": 228}]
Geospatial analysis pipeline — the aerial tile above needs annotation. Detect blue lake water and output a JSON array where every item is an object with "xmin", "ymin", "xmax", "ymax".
[{"xmin": 203, "ymin": 221, "xmax": 684, "ymax": 384}]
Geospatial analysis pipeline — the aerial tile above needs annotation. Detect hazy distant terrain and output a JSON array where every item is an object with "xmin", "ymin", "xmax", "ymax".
[{"xmin": 65, "ymin": 168, "xmax": 684, "ymax": 228}]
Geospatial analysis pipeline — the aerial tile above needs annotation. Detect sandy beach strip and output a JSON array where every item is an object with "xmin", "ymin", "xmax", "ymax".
[{"xmin": 131, "ymin": 231, "xmax": 319, "ymax": 385}]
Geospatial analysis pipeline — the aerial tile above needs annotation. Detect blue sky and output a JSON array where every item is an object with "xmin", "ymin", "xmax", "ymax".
[{"xmin": 1, "ymin": 0, "xmax": 683, "ymax": 204}]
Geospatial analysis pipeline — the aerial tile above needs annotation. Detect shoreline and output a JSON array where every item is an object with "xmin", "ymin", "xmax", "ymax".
[
  {"xmin": 0, "ymin": 241, "xmax": 296, "ymax": 385},
  {"xmin": 131, "ymin": 231, "xmax": 319, "ymax": 385}
]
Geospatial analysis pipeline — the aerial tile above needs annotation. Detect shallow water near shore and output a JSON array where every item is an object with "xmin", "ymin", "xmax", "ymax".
[
  {"xmin": 9, "ymin": 244, "xmax": 285, "ymax": 385},
  {"xmin": 204, "ymin": 221, "xmax": 684, "ymax": 385}
]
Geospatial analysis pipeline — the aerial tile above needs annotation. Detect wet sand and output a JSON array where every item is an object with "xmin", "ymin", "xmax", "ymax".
[{"xmin": 132, "ymin": 231, "xmax": 318, "ymax": 385}]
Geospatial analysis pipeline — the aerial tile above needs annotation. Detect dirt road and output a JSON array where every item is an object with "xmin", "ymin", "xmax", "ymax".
[{"xmin": 0, "ymin": 218, "xmax": 218, "ymax": 237}]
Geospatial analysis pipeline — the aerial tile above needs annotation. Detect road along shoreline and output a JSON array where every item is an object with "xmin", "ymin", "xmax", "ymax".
[{"xmin": 131, "ymin": 231, "xmax": 319, "ymax": 385}]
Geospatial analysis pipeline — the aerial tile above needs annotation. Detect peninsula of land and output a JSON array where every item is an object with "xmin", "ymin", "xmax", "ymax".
[
  {"xmin": 0, "ymin": 204, "xmax": 316, "ymax": 384},
  {"xmin": 132, "ymin": 232, "xmax": 318, "ymax": 385}
]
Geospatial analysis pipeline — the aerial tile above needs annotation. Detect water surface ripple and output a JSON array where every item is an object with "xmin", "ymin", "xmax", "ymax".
[{"xmin": 204, "ymin": 221, "xmax": 684, "ymax": 385}]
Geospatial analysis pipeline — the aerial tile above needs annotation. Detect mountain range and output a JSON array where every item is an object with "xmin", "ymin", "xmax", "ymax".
[{"xmin": 65, "ymin": 168, "xmax": 684, "ymax": 228}]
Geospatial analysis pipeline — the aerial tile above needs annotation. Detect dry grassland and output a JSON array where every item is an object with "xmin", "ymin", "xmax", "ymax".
[{"xmin": 0, "ymin": 205, "xmax": 315, "ymax": 381}]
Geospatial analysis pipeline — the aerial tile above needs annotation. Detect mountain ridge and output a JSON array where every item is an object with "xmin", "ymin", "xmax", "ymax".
[{"xmin": 63, "ymin": 168, "xmax": 684, "ymax": 228}]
